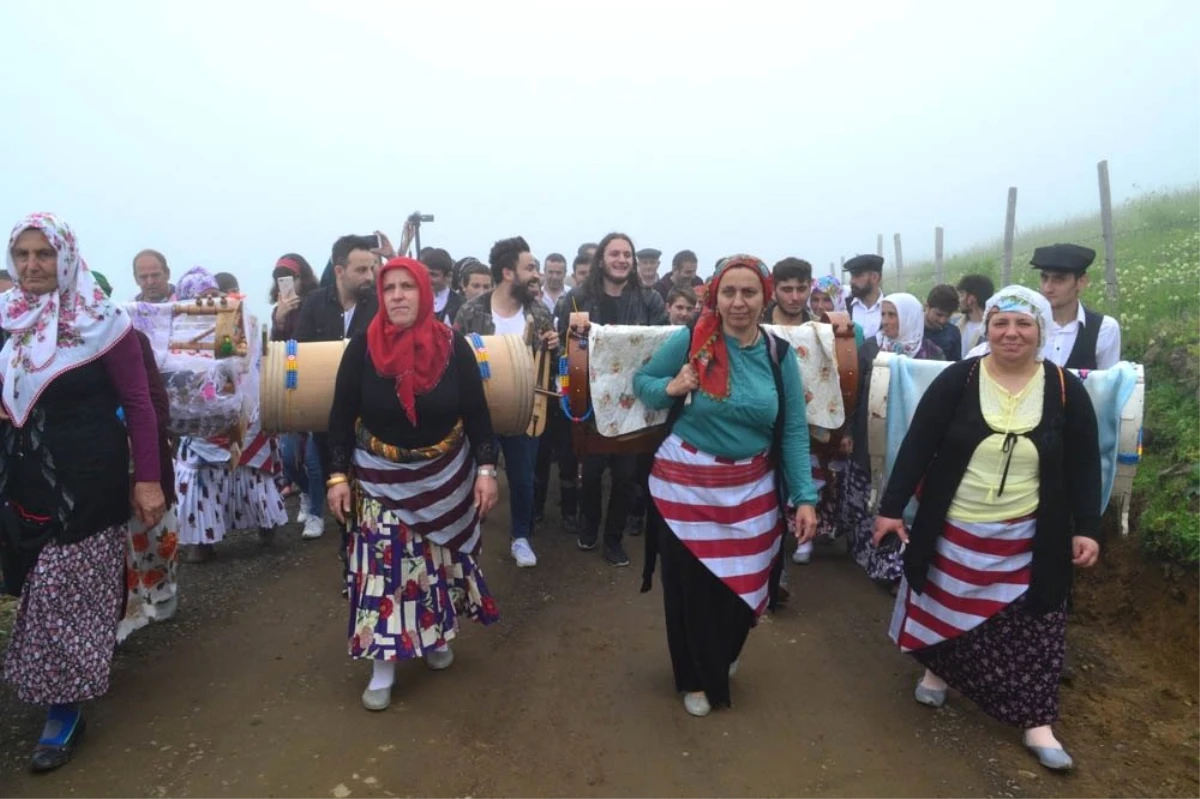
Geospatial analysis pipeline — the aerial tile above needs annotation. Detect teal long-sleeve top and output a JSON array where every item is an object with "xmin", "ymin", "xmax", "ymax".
[{"xmin": 633, "ymin": 326, "xmax": 817, "ymax": 507}]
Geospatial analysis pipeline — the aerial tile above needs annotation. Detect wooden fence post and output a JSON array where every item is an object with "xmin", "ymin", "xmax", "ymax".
[
  {"xmin": 1098, "ymin": 160, "xmax": 1118, "ymax": 301},
  {"xmin": 876, "ymin": 234, "xmax": 884, "ymax": 258},
  {"xmin": 935, "ymin": 227, "xmax": 944, "ymax": 283},
  {"xmin": 1002, "ymin": 187, "xmax": 1018, "ymax": 285},
  {"xmin": 893, "ymin": 233, "xmax": 904, "ymax": 291}
]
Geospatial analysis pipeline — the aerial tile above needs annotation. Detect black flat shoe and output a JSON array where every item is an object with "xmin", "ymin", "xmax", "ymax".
[{"xmin": 30, "ymin": 717, "xmax": 86, "ymax": 773}]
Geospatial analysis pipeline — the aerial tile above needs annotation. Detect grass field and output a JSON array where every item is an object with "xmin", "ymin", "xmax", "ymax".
[{"xmin": 892, "ymin": 186, "xmax": 1200, "ymax": 563}]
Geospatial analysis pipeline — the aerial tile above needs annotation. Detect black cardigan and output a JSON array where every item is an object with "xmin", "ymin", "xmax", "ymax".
[{"xmin": 878, "ymin": 357, "xmax": 1102, "ymax": 614}]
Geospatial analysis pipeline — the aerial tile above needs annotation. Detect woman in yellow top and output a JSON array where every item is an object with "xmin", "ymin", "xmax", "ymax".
[{"xmin": 872, "ymin": 285, "xmax": 1101, "ymax": 772}]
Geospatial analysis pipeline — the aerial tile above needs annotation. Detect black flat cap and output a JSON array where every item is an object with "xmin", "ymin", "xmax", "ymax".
[
  {"xmin": 844, "ymin": 254, "xmax": 884, "ymax": 273},
  {"xmin": 1030, "ymin": 243, "xmax": 1096, "ymax": 274},
  {"xmin": 636, "ymin": 248, "xmax": 662, "ymax": 260}
]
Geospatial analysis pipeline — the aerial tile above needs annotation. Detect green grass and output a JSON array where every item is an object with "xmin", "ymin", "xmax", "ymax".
[{"xmin": 894, "ymin": 186, "xmax": 1200, "ymax": 564}]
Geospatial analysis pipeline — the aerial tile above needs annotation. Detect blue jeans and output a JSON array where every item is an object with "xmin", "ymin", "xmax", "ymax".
[
  {"xmin": 497, "ymin": 434, "xmax": 537, "ymax": 541},
  {"xmin": 279, "ymin": 433, "xmax": 324, "ymax": 517}
]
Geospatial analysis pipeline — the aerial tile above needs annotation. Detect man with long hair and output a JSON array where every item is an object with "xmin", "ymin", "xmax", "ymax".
[{"xmin": 555, "ymin": 233, "xmax": 667, "ymax": 567}]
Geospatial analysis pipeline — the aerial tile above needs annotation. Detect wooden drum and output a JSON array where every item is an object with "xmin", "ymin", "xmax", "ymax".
[{"xmin": 259, "ymin": 334, "xmax": 536, "ymax": 436}]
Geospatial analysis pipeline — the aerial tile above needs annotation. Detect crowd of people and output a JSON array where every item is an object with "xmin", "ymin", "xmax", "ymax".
[{"xmin": 0, "ymin": 213, "xmax": 1122, "ymax": 775}]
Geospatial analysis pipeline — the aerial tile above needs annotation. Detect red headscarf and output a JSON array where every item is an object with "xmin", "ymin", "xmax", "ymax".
[
  {"xmin": 687, "ymin": 255, "xmax": 773, "ymax": 401},
  {"xmin": 366, "ymin": 257, "xmax": 454, "ymax": 426}
]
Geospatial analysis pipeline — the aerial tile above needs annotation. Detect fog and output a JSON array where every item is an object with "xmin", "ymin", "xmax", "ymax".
[{"xmin": 2, "ymin": 0, "xmax": 1197, "ymax": 321}]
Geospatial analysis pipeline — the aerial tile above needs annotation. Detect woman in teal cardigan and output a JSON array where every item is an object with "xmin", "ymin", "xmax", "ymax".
[{"xmin": 634, "ymin": 255, "xmax": 817, "ymax": 717}]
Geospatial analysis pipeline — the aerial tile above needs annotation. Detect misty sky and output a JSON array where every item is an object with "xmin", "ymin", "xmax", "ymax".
[{"xmin": 3, "ymin": 0, "xmax": 1197, "ymax": 322}]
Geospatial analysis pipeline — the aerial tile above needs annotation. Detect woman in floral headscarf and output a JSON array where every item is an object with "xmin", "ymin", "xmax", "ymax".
[
  {"xmin": 634, "ymin": 255, "xmax": 817, "ymax": 717},
  {"xmin": 0, "ymin": 213, "xmax": 165, "ymax": 771},
  {"xmin": 872, "ymin": 285, "xmax": 1100, "ymax": 772},
  {"xmin": 842, "ymin": 291, "xmax": 946, "ymax": 587},
  {"xmin": 174, "ymin": 266, "xmax": 287, "ymax": 562}
]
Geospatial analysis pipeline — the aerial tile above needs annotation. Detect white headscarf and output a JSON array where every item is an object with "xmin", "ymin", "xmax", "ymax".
[
  {"xmin": 1, "ymin": 213, "xmax": 132, "ymax": 427},
  {"xmin": 980, "ymin": 284, "xmax": 1052, "ymax": 360},
  {"xmin": 876, "ymin": 292, "xmax": 925, "ymax": 357}
]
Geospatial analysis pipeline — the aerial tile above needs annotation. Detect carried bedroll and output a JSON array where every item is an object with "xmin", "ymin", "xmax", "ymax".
[
  {"xmin": 258, "ymin": 333, "xmax": 557, "ymax": 438},
  {"xmin": 866, "ymin": 352, "xmax": 1145, "ymax": 535},
  {"xmin": 127, "ymin": 297, "xmax": 257, "ymax": 441},
  {"xmin": 562, "ymin": 310, "xmax": 862, "ymax": 456}
]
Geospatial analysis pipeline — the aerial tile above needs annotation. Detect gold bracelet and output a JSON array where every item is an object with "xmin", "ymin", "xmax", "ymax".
[{"xmin": 326, "ymin": 474, "xmax": 349, "ymax": 489}]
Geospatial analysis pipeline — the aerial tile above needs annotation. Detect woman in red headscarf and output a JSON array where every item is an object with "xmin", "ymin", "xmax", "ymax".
[
  {"xmin": 633, "ymin": 255, "xmax": 818, "ymax": 717},
  {"xmin": 325, "ymin": 257, "xmax": 500, "ymax": 712}
]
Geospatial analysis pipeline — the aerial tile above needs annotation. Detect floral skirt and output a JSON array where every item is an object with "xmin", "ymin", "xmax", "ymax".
[
  {"xmin": 3, "ymin": 525, "xmax": 126, "ymax": 705},
  {"xmin": 842, "ymin": 461, "xmax": 903, "ymax": 583},
  {"xmin": 347, "ymin": 494, "xmax": 499, "ymax": 661},
  {"xmin": 117, "ymin": 508, "xmax": 180, "ymax": 643},
  {"xmin": 225, "ymin": 465, "xmax": 288, "ymax": 531},
  {"xmin": 911, "ymin": 596, "xmax": 1067, "ymax": 728}
]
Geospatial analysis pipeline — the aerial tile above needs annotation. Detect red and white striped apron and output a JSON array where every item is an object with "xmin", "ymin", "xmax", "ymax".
[
  {"xmin": 238, "ymin": 429, "xmax": 277, "ymax": 472},
  {"xmin": 888, "ymin": 515, "xmax": 1035, "ymax": 652},
  {"xmin": 649, "ymin": 433, "xmax": 784, "ymax": 616},
  {"xmin": 352, "ymin": 437, "xmax": 481, "ymax": 554}
]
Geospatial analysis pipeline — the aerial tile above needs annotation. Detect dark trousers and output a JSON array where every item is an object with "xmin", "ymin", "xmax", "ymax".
[
  {"xmin": 581, "ymin": 453, "xmax": 636, "ymax": 543},
  {"xmin": 658, "ymin": 524, "xmax": 754, "ymax": 707},
  {"xmin": 534, "ymin": 404, "xmax": 579, "ymax": 519},
  {"xmin": 626, "ymin": 453, "xmax": 654, "ymax": 530}
]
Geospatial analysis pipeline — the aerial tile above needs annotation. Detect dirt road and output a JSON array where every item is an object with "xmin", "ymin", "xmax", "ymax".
[{"xmin": 1, "ymin": 488, "xmax": 1196, "ymax": 798}]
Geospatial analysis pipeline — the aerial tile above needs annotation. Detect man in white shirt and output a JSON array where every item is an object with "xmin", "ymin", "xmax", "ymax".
[
  {"xmin": 844, "ymin": 254, "xmax": 885, "ymax": 339},
  {"xmin": 419, "ymin": 246, "xmax": 462, "ymax": 325},
  {"xmin": 541, "ymin": 252, "xmax": 568, "ymax": 314},
  {"xmin": 966, "ymin": 243, "xmax": 1121, "ymax": 369},
  {"xmin": 453, "ymin": 236, "xmax": 559, "ymax": 569}
]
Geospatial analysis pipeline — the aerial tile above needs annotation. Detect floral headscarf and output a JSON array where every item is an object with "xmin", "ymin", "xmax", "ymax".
[
  {"xmin": 687, "ymin": 254, "xmax": 773, "ymax": 400},
  {"xmin": 177, "ymin": 266, "xmax": 220, "ymax": 301},
  {"xmin": 808, "ymin": 275, "xmax": 847, "ymax": 315},
  {"xmin": 982, "ymin": 284, "xmax": 1051, "ymax": 360},
  {"xmin": 1, "ymin": 213, "xmax": 132, "ymax": 427},
  {"xmin": 875, "ymin": 292, "xmax": 925, "ymax": 357}
]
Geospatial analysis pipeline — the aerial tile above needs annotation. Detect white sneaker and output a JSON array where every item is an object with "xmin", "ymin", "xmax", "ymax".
[
  {"xmin": 296, "ymin": 493, "xmax": 309, "ymax": 524},
  {"xmin": 511, "ymin": 538, "xmax": 537, "ymax": 568},
  {"xmin": 302, "ymin": 516, "xmax": 325, "ymax": 539},
  {"xmin": 425, "ymin": 645, "xmax": 455, "ymax": 671},
  {"xmin": 792, "ymin": 541, "xmax": 813, "ymax": 565}
]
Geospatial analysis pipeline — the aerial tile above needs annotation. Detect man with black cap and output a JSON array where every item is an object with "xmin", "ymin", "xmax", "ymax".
[
  {"xmin": 1032, "ymin": 243, "xmax": 1121, "ymax": 370},
  {"xmin": 965, "ymin": 243, "xmax": 1121, "ymax": 369},
  {"xmin": 844, "ymin": 254, "xmax": 885, "ymax": 339},
  {"xmin": 635, "ymin": 248, "xmax": 662, "ymax": 289}
]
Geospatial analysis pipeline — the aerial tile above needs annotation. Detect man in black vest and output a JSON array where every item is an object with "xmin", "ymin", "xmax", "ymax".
[{"xmin": 1032, "ymin": 243, "xmax": 1121, "ymax": 370}]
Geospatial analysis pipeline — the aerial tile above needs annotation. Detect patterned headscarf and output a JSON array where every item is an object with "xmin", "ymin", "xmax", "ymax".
[
  {"xmin": 982, "ymin": 284, "xmax": 1051, "ymax": 359},
  {"xmin": 687, "ymin": 254, "xmax": 773, "ymax": 400},
  {"xmin": 177, "ymin": 266, "xmax": 220, "ymax": 301},
  {"xmin": 808, "ymin": 275, "xmax": 847, "ymax": 315},
  {"xmin": 1, "ymin": 213, "xmax": 132, "ymax": 427},
  {"xmin": 875, "ymin": 292, "xmax": 925, "ymax": 357}
]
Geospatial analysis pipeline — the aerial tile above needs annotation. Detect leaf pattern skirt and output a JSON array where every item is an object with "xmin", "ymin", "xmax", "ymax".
[
  {"xmin": 347, "ymin": 494, "xmax": 500, "ymax": 662},
  {"xmin": 3, "ymin": 525, "xmax": 126, "ymax": 705},
  {"xmin": 118, "ymin": 508, "xmax": 180, "ymax": 643},
  {"xmin": 910, "ymin": 596, "xmax": 1067, "ymax": 728}
]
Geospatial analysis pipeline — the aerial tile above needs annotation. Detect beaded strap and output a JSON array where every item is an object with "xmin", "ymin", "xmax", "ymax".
[
  {"xmin": 557, "ymin": 353, "xmax": 592, "ymax": 423},
  {"xmin": 468, "ymin": 333, "xmax": 491, "ymax": 381},
  {"xmin": 285, "ymin": 339, "xmax": 298, "ymax": 390}
]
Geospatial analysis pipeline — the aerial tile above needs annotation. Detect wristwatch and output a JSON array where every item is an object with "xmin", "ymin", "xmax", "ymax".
[{"xmin": 477, "ymin": 466, "xmax": 498, "ymax": 479}]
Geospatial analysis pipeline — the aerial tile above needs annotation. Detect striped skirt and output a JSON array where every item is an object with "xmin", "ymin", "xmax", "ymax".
[
  {"xmin": 649, "ymin": 434, "xmax": 783, "ymax": 616},
  {"xmin": 347, "ymin": 438, "xmax": 498, "ymax": 661},
  {"xmin": 888, "ymin": 515, "xmax": 1064, "ymax": 728}
]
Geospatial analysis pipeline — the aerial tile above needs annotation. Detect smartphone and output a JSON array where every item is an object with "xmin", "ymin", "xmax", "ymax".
[{"xmin": 277, "ymin": 275, "xmax": 295, "ymax": 299}]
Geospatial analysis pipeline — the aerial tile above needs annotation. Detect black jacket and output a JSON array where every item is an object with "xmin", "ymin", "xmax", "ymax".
[
  {"xmin": 878, "ymin": 357, "xmax": 1101, "ymax": 614},
  {"xmin": 295, "ymin": 284, "xmax": 377, "ymax": 343},
  {"xmin": 555, "ymin": 280, "xmax": 667, "ymax": 338}
]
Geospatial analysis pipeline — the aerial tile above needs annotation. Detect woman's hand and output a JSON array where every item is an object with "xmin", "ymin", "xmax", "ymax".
[
  {"xmin": 273, "ymin": 294, "xmax": 300, "ymax": 325},
  {"xmin": 872, "ymin": 515, "xmax": 909, "ymax": 548},
  {"xmin": 666, "ymin": 363, "xmax": 699, "ymax": 397},
  {"xmin": 793, "ymin": 504, "xmax": 817, "ymax": 544},
  {"xmin": 1071, "ymin": 536, "xmax": 1100, "ymax": 568},
  {"xmin": 474, "ymin": 474, "xmax": 499, "ymax": 519},
  {"xmin": 132, "ymin": 481, "xmax": 166, "ymax": 528},
  {"xmin": 328, "ymin": 483, "xmax": 352, "ymax": 525},
  {"xmin": 839, "ymin": 434, "xmax": 853, "ymax": 456}
]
